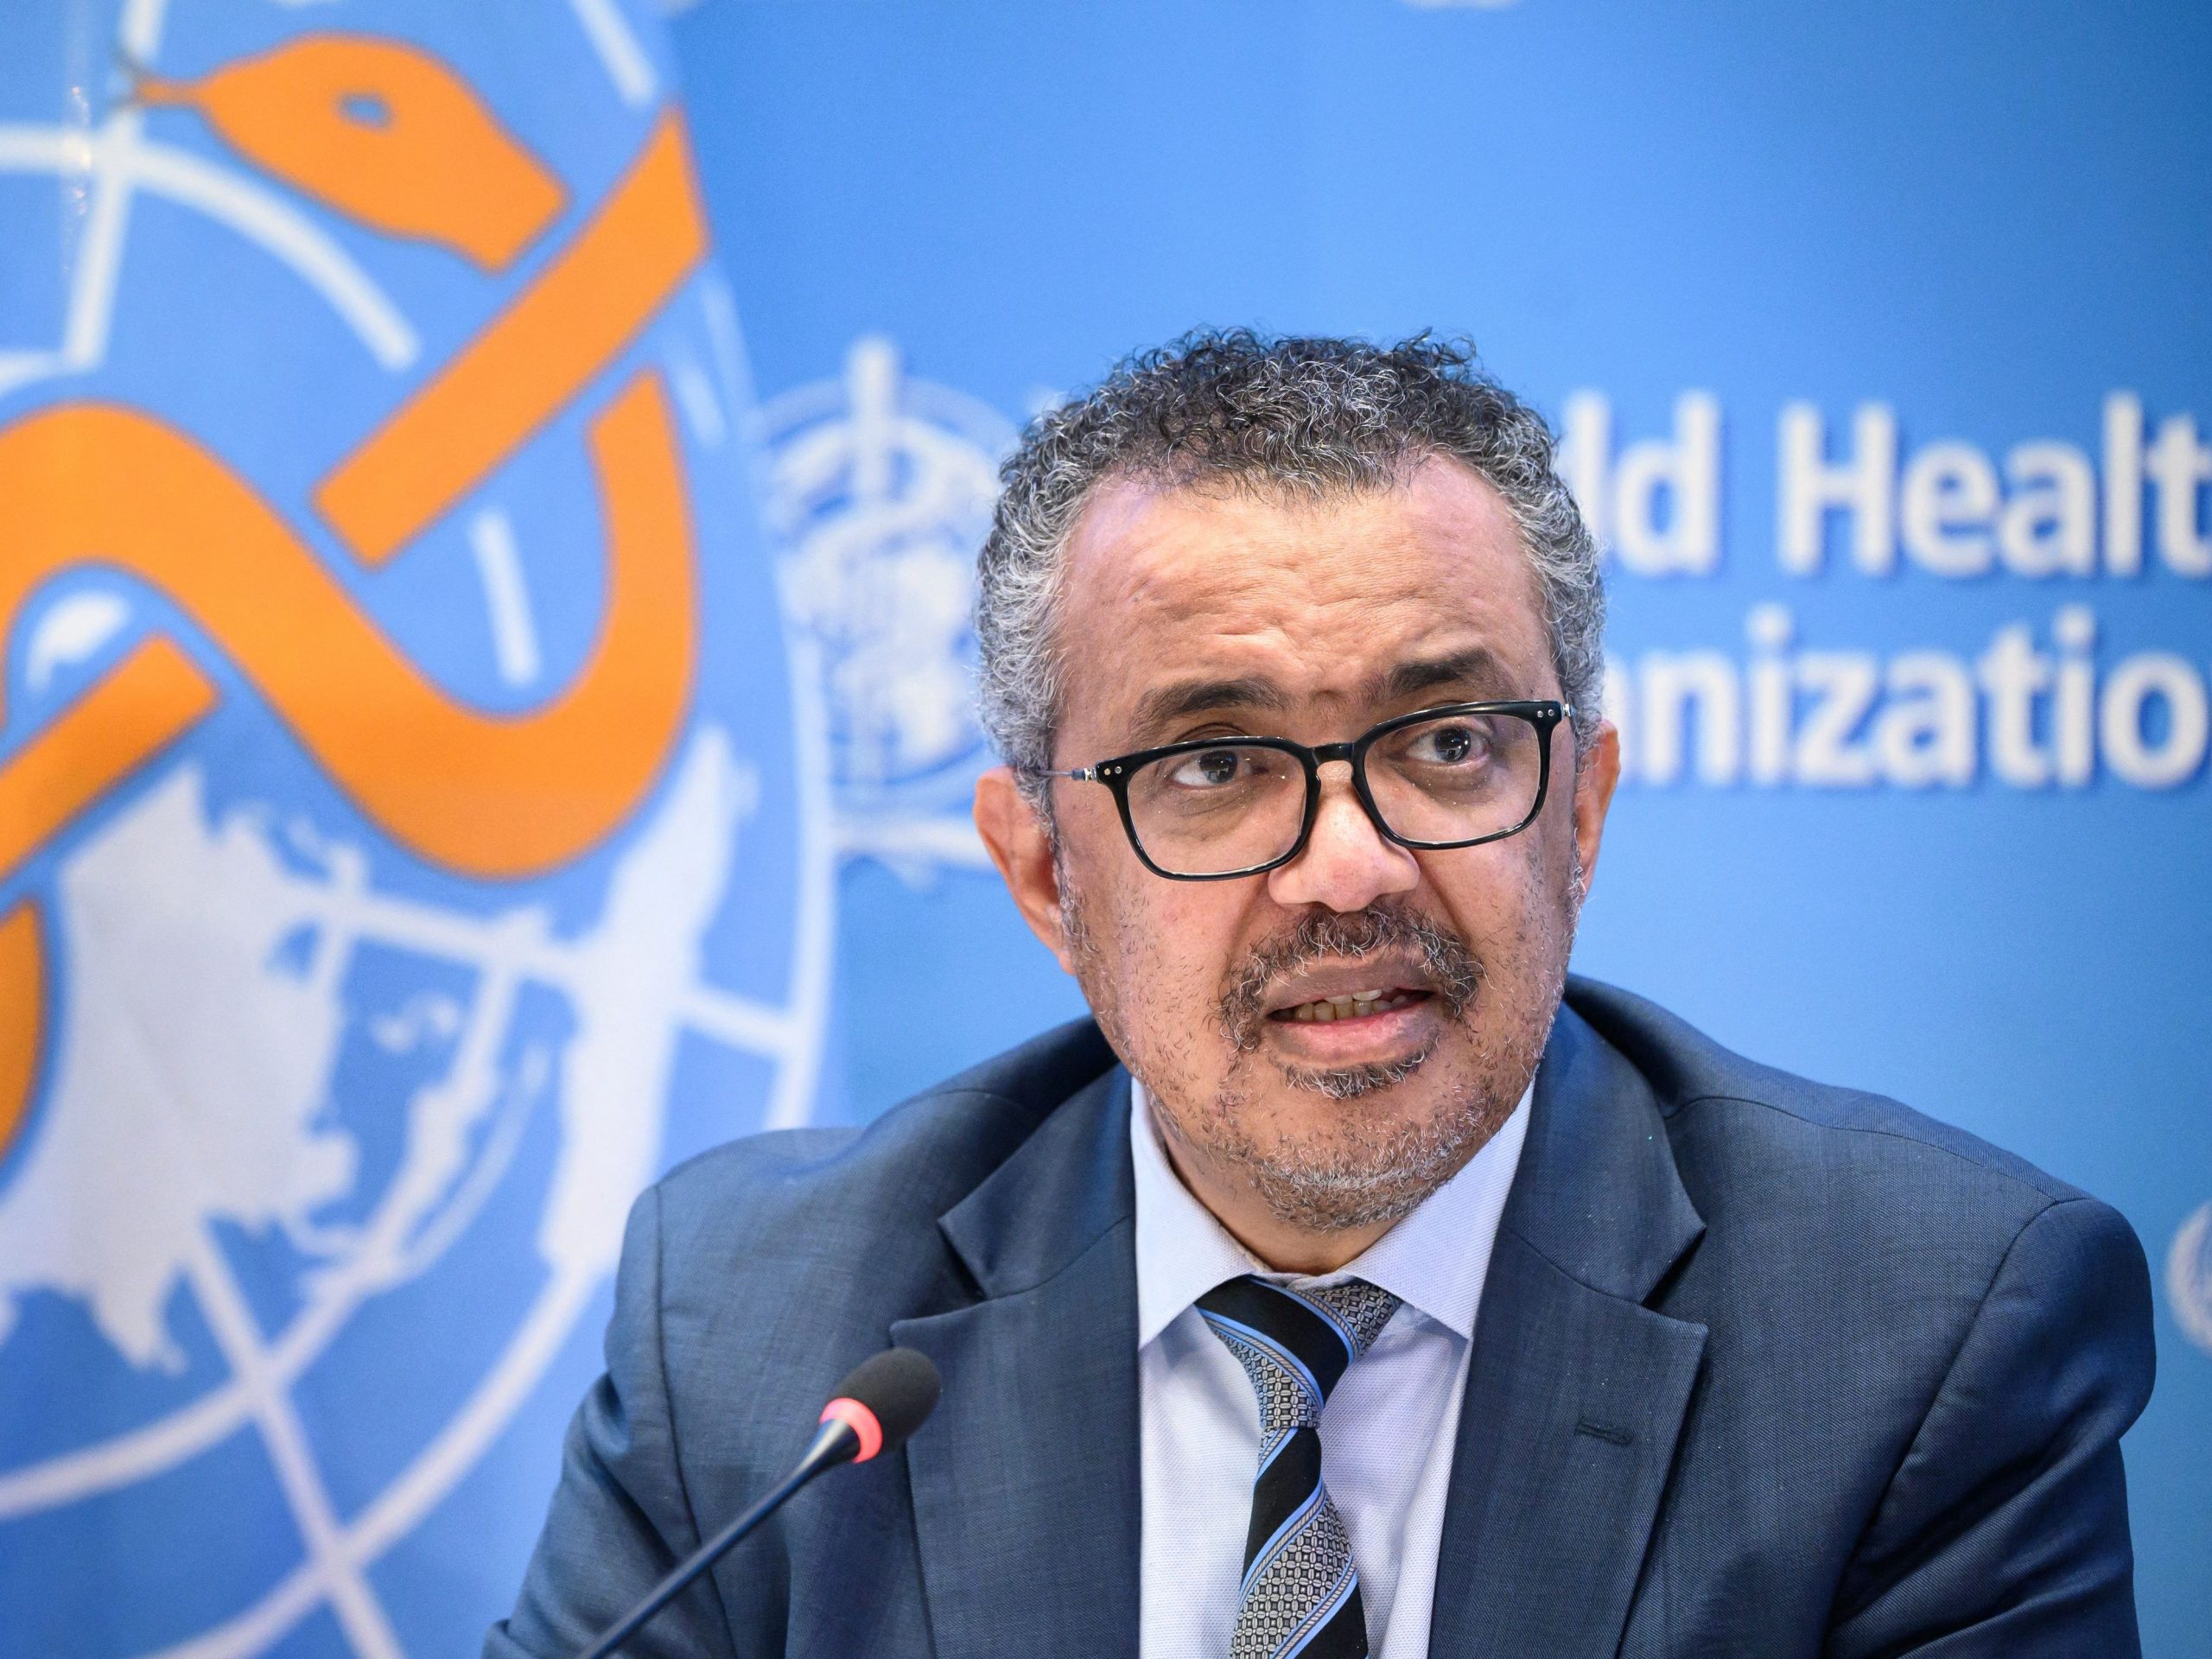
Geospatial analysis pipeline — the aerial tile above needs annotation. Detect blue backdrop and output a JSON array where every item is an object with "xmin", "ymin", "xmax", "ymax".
[{"xmin": 0, "ymin": 3, "xmax": 2203, "ymax": 1656}]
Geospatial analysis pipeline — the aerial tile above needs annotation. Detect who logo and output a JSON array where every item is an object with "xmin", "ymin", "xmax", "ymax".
[
  {"xmin": 0, "ymin": 4, "xmax": 823, "ymax": 1656},
  {"xmin": 760, "ymin": 334, "xmax": 1014, "ymax": 883}
]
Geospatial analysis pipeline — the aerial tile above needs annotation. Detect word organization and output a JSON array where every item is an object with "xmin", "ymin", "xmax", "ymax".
[{"xmin": 1608, "ymin": 605, "xmax": 2205, "ymax": 792}]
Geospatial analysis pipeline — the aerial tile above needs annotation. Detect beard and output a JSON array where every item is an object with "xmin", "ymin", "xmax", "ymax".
[
  {"xmin": 1066, "ymin": 861, "xmax": 1581, "ymax": 1238},
  {"xmin": 1192, "ymin": 898, "xmax": 1541, "ymax": 1233}
]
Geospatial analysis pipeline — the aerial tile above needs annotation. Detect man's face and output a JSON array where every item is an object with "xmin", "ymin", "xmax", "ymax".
[{"xmin": 979, "ymin": 456, "xmax": 1618, "ymax": 1243}]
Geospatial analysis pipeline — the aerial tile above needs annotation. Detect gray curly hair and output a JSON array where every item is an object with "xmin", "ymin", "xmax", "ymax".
[{"xmin": 975, "ymin": 330, "xmax": 1602, "ymax": 802}]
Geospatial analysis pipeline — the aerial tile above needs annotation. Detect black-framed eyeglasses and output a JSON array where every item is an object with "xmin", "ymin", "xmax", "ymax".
[{"xmin": 1033, "ymin": 700, "xmax": 1572, "ymax": 880}]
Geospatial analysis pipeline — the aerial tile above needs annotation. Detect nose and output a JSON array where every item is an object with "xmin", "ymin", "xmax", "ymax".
[{"xmin": 1265, "ymin": 761, "xmax": 1420, "ymax": 912}]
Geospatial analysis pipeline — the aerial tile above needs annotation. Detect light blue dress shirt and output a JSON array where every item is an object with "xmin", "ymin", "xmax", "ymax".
[{"xmin": 1131, "ymin": 1078, "xmax": 1531, "ymax": 1659}]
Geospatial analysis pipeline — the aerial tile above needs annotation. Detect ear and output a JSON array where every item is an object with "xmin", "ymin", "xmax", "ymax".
[
  {"xmin": 1571, "ymin": 719, "xmax": 1622, "ymax": 894},
  {"xmin": 975, "ymin": 766, "xmax": 1078, "ymax": 974}
]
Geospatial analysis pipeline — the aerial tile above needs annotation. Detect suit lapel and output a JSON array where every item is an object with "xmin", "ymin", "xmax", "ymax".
[
  {"xmin": 1427, "ymin": 1002, "xmax": 1709, "ymax": 1658},
  {"xmin": 893, "ymin": 1066, "xmax": 1140, "ymax": 1659}
]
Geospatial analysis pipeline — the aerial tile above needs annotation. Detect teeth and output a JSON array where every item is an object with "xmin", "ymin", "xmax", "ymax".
[{"xmin": 1281, "ymin": 990, "xmax": 1421, "ymax": 1023}]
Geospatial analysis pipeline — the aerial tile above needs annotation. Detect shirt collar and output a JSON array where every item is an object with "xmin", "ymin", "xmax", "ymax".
[{"xmin": 1130, "ymin": 1072, "xmax": 1531, "ymax": 1348}]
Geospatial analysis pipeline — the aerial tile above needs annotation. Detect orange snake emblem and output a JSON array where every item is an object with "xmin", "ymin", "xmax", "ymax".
[{"xmin": 0, "ymin": 36, "xmax": 715, "ymax": 1160}]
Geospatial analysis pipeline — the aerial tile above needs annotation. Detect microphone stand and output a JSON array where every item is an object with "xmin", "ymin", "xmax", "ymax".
[{"xmin": 573, "ymin": 1421, "xmax": 855, "ymax": 1659}]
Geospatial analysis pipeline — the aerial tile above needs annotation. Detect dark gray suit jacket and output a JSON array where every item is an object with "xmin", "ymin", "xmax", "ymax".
[{"xmin": 487, "ymin": 978, "xmax": 2155, "ymax": 1657}]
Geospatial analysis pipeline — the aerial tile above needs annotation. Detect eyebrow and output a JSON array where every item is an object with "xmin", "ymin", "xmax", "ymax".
[
  {"xmin": 1370, "ymin": 647, "xmax": 1516, "ymax": 705},
  {"xmin": 1128, "ymin": 675, "xmax": 1290, "ymax": 741},
  {"xmin": 1123, "ymin": 648, "xmax": 1525, "ymax": 747}
]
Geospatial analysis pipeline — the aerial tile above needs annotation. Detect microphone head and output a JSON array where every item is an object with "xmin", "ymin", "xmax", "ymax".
[{"xmin": 818, "ymin": 1348, "xmax": 941, "ymax": 1464}]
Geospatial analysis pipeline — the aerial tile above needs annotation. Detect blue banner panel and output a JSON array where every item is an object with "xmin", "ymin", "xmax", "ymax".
[{"xmin": 0, "ymin": 2, "xmax": 2204, "ymax": 1656}]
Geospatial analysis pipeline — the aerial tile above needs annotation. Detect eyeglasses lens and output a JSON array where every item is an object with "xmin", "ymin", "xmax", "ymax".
[
  {"xmin": 1124, "ymin": 743, "xmax": 1306, "ymax": 877},
  {"xmin": 1362, "ymin": 710, "xmax": 1540, "ymax": 846}
]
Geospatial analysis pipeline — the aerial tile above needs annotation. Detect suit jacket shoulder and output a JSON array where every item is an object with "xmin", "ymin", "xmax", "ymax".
[
  {"xmin": 1568, "ymin": 976, "xmax": 2082, "ymax": 1195},
  {"xmin": 652, "ymin": 1016, "xmax": 1120, "ymax": 1297},
  {"xmin": 485, "ymin": 1017, "xmax": 1124, "ymax": 1659},
  {"xmin": 1557, "ymin": 977, "xmax": 2153, "ymax": 1658}
]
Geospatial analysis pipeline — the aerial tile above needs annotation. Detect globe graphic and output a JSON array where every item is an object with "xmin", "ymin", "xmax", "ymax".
[{"xmin": 0, "ymin": 7, "xmax": 825, "ymax": 1655}]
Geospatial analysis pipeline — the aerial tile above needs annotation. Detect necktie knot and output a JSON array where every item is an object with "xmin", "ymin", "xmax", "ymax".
[{"xmin": 1195, "ymin": 1275, "xmax": 1401, "ymax": 1435}]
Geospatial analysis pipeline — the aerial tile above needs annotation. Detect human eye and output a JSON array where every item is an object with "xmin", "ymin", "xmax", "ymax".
[
  {"xmin": 1402, "ymin": 720, "xmax": 1494, "ymax": 768},
  {"xmin": 1165, "ymin": 746, "xmax": 1258, "ymax": 790}
]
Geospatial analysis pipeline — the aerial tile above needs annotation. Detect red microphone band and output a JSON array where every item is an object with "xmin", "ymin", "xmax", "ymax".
[{"xmin": 819, "ymin": 1396, "xmax": 884, "ymax": 1464}]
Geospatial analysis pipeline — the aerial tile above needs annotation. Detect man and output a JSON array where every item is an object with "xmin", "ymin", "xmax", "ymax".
[{"xmin": 488, "ymin": 333, "xmax": 2154, "ymax": 1657}]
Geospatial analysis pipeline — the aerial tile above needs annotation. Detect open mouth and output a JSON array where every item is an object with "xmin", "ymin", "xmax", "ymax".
[{"xmin": 1268, "ymin": 988, "xmax": 1433, "ymax": 1025}]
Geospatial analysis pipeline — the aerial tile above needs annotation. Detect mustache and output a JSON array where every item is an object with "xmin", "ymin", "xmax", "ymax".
[{"xmin": 1216, "ymin": 901, "xmax": 1484, "ymax": 1052}]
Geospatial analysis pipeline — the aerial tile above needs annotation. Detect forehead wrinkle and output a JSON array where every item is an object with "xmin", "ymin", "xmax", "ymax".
[{"xmin": 1077, "ymin": 475, "xmax": 1458, "ymax": 628}]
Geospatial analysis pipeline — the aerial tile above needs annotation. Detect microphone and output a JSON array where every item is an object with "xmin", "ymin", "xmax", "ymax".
[{"xmin": 573, "ymin": 1348, "xmax": 941, "ymax": 1659}]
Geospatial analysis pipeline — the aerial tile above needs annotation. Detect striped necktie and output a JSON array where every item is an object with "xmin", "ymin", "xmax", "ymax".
[{"xmin": 1195, "ymin": 1274, "xmax": 1402, "ymax": 1659}]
